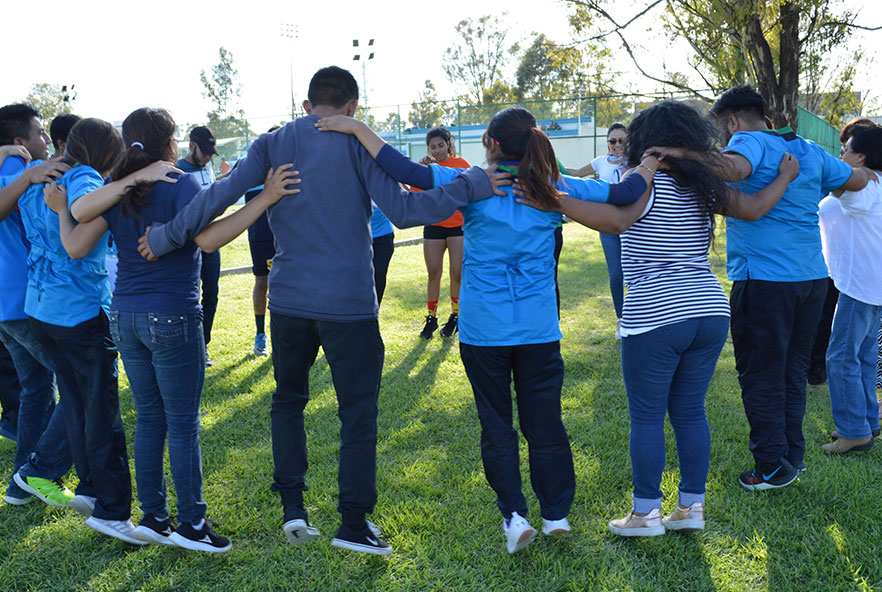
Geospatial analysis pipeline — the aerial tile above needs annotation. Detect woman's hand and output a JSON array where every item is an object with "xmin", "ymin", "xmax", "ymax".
[
  {"xmin": 483, "ymin": 164, "xmax": 513, "ymax": 196},
  {"xmin": 778, "ymin": 152, "xmax": 799, "ymax": 181},
  {"xmin": 419, "ymin": 156, "xmax": 433, "ymax": 166},
  {"xmin": 132, "ymin": 160, "xmax": 184, "ymax": 184},
  {"xmin": 43, "ymin": 180, "xmax": 68, "ymax": 214},
  {"xmin": 315, "ymin": 115, "xmax": 363, "ymax": 135},
  {"xmin": 261, "ymin": 164, "xmax": 301, "ymax": 205},
  {"xmin": 0, "ymin": 145, "xmax": 31, "ymax": 164},
  {"xmin": 644, "ymin": 146, "xmax": 685, "ymax": 161}
]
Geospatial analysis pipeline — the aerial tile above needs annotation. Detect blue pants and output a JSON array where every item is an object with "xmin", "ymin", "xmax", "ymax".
[
  {"xmin": 460, "ymin": 341, "xmax": 575, "ymax": 521},
  {"xmin": 269, "ymin": 313, "xmax": 384, "ymax": 526},
  {"xmin": 0, "ymin": 319, "xmax": 72, "ymax": 498},
  {"xmin": 200, "ymin": 249, "xmax": 221, "ymax": 346},
  {"xmin": 110, "ymin": 311, "xmax": 207, "ymax": 524},
  {"xmin": 826, "ymin": 293, "xmax": 882, "ymax": 439},
  {"xmin": 599, "ymin": 232, "xmax": 624, "ymax": 318},
  {"xmin": 621, "ymin": 316, "xmax": 728, "ymax": 513}
]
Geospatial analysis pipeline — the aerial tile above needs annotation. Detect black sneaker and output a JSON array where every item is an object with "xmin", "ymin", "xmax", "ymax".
[
  {"xmin": 439, "ymin": 313, "xmax": 458, "ymax": 338},
  {"xmin": 419, "ymin": 315, "xmax": 438, "ymax": 339},
  {"xmin": 739, "ymin": 459, "xmax": 799, "ymax": 491},
  {"xmin": 133, "ymin": 514, "xmax": 176, "ymax": 546},
  {"xmin": 331, "ymin": 523, "xmax": 392, "ymax": 556},
  {"xmin": 169, "ymin": 520, "xmax": 232, "ymax": 553}
]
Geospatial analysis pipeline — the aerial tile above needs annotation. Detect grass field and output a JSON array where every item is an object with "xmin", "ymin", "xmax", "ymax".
[{"xmin": 1, "ymin": 223, "xmax": 880, "ymax": 592}]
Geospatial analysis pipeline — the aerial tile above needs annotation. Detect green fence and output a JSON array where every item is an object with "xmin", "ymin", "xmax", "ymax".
[{"xmin": 797, "ymin": 107, "xmax": 840, "ymax": 156}]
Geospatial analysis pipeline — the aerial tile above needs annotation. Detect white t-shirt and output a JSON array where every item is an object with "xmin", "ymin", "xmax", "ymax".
[
  {"xmin": 818, "ymin": 175, "xmax": 882, "ymax": 305},
  {"xmin": 590, "ymin": 155, "xmax": 625, "ymax": 183}
]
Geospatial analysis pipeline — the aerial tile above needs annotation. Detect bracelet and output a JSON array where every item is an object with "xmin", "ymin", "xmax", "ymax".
[{"xmin": 636, "ymin": 164, "xmax": 656, "ymax": 175}]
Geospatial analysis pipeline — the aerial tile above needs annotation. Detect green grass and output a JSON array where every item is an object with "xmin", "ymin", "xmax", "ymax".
[{"xmin": 1, "ymin": 223, "xmax": 881, "ymax": 591}]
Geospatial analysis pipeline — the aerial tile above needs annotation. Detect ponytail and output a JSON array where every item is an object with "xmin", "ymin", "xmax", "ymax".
[{"xmin": 110, "ymin": 108, "xmax": 177, "ymax": 218}]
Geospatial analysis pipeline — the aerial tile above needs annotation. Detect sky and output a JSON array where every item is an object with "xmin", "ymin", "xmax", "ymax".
[{"xmin": 3, "ymin": 0, "xmax": 880, "ymax": 129}]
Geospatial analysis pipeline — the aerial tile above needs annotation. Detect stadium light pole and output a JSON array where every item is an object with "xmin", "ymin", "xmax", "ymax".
[
  {"xmin": 352, "ymin": 38, "xmax": 375, "ymax": 117},
  {"xmin": 280, "ymin": 23, "xmax": 299, "ymax": 119}
]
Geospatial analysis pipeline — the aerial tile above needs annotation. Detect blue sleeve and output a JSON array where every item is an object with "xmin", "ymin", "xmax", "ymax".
[
  {"xmin": 607, "ymin": 174, "xmax": 647, "ymax": 205},
  {"xmin": 375, "ymin": 144, "xmax": 434, "ymax": 189},
  {"xmin": 148, "ymin": 133, "xmax": 271, "ymax": 257},
  {"xmin": 429, "ymin": 164, "xmax": 461, "ymax": 187},
  {"xmin": 65, "ymin": 167, "xmax": 104, "ymax": 206},
  {"xmin": 557, "ymin": 175, "xmax": 611, "ymax": 203},
  {"xmin": 174, "ymin": 174, "xmax": 205, "ymax": 210},
  {"xmin": 818, "ymin": 147, "xmax": 854, "ymax": 195},
  {"xmin": 722, "ymin": 132, "xmax": 763, "ymax": 176}
]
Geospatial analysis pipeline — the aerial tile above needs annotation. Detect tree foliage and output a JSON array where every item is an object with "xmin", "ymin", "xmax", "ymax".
[
  {"xmin": 408, "ymin": 80, "xmax": 450, "ymax": 129},
  {"xmin": 565, "ymin": 0, "xmax": 880, "ymax": 130},
  {"xmin": 442, "ymin": 14, "xmax": 519, "ymax": 104},
  {"xmin": 25, "ymin": 83, "xmax": 74, "ymax": 122},
  {"xmin": 199, "ymin": 47, "xmax": 255, "ymax": 161}
]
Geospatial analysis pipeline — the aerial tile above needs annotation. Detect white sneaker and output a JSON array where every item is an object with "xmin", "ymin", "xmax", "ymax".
[
  {"xmin": 69, "ymin": 495, "xmax": 97, "ymax": 518},
  {"xmin": 85, "ymin": 517, "xmax": 147, "ymax": 545},
  {"xmin": 283, "ymin": 518, "xmax": 320, "ymax": 545},
  {"xmin": 541, "ymin": 517, "xmax": 571, "ymax": 535},
  {"xmin": 503, "ymin": 512, "xmax": 535, "ymax": 554}
]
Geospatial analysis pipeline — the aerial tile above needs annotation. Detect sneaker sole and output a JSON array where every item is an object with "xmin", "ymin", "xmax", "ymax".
[
  {"xmin": 13, "ymin": 473, "xmax": 70, "ymax": 507},
  {"xmin": 607, "ymin": 523, "xmax": 665, "ymax": 537},
  {"xmin": 3, "ymin": 494, "xmax": 35, "ymax": 506},
  {"xmin": 283, "ymin": 521, "xmax": 320, "ymax": 546},
  {"xmin": 507, "ymin": 528, "xmax": 536, "ymax": 553},
  {"xmin": 133, "ymin": 526, "xmax": 176, "ymax": 546},
  {"xmin": 331, "ymin": 538, "xmax": 393, "ymax": 556},
  {"xmin": 168, "ymin": 531, "xmax": 232, "ymax": 553},
  {"xmin": 542, "ymin": 527, "xmax": 570, "ymax": 536},
  {"xmin": 85, "ymin": 518, "xmax": 148, "ymax": 545},
  {"xmin": 69, "ymin": 497, "xmax": 95, "ymax": 518},
  {"xmin": 663, "ymin": 519, "xmax": 705, "ymax": 532},
  {"xmin": 739, "ymin": 472, "xmax": 799, "ymax": 491}
]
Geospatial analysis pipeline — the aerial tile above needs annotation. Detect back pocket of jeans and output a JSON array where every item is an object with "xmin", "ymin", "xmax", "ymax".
[{"xmin": 149, "ymin": 314, "xmax": 187, "ymax": 347}]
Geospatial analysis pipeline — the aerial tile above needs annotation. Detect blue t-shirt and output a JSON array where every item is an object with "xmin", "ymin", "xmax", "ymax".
[
  {"xmin": 0, "ymin": 156, "xmax": 30, "ymax": 322},
  {"xmin": 244, "ymin": 185, "xmax": 275, "ymax": 243},
  {"xmin": 18, "ymin": 164, "xmax": 111, "ymax": 327},
  {"xmin": 433, "ymin": 164, "xmax": 610, "ymax": 346},
  {"xmin": 723, "ymin": 128, "xmax": 853, "ymax": 281},
  {"xmin": 370, "ymin": 205, "xmax": 393, "ymax": 238},
  {"xmin": 101, "ymin": 173, "xmax": 203, "ymax": 314}
]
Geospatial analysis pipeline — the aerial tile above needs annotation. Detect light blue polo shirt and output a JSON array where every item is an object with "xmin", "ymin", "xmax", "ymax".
[
  {"xmin": 432, "ymin": 164, "xmax": 610, "ymax": 346},
  {"xmin": 0, "ymin": 156, "xmax": 30, "ymax": 322},
  {"xmin": 723, "ymin": 128, "xmax": 852, "ymax": 282},
  {"xmin": 18, "ymin": 164, "xmax": 111, "ymax": 327}
]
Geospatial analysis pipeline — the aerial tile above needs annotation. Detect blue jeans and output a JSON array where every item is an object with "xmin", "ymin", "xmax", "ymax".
[
  {"xmin": 621, "ymin": 316, "xmax": 729, "ymax": 512},
  {"xmin": 826, "ymin": 293, "xmax": 882, "ymax": 439},
  {"xmin": 599, "ymin": 232, "xmax": 624, "ymax": 318},
  {"xmin": 0, "ymin": 319, "xmax": 72, "ymax": 498},
  {"xmin": 110, "ymin": 310, "xmax": 207, "ymax": 524}
]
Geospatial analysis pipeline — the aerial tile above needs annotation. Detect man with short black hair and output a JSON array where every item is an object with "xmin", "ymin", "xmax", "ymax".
[
  {"xmin": 177, "ymin": 126, "xmax": 221, "ymax": 365},
  {"xmin": 48, "ymin": 113, "xmax": 81, "ymax": 159}
]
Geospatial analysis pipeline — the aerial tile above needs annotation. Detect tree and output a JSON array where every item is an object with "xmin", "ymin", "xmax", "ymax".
[
  {"xmin": 442, "ymin": 14, "xmax": 519, "ymax": 104},
  {"xmin": 199, "ymin": 47, "xmax": 255, "ymax": 162},
  {"xmin": 25, "ymin": 83, "xmax": 75, "ymax": 121},
  {"xmin": 565, "ymin": 0, "xmax": 880, "ymax": 130},
  {"xmin": 408, "ymin": 80, "xmax": 448, "ymax": 129}
]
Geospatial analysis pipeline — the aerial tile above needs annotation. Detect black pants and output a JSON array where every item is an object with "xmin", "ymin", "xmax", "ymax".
[
  {"xmin": 460, "ymin": 341, "xmax": 575, "ymax": 520},
  {"xmin": 30, "ymin": 313, "xmax": 132, "ymax": 520},
  {"xmin": 372, "ymin": 233, "xmax": 395, "ymax": 306},
  {"xmin": 200, "ymin": 249, "xmax": 221, "ymax": 346},
  {"xmin": 269, "ymin": 312, "xmax": 384, "ymax": 526},
  {"xmin": 809, "ymin": 278, "xmax": 839, "ymax": 370},
  {"xmin": 730, "ymin": 279, "xmax": 827, "ymax": 467},
  {"xmin": 553, "ymin": 225, "xmax": 563, "ymax": 318},
  {"xmin": 0, "ymin": 341, "xmax": 21, "ymax": 426}
]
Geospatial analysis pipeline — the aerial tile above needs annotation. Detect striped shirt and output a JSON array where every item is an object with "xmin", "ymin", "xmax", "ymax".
[{"xmin": 619, "ymin": 172, "xmax": 729, "ymax": 336}]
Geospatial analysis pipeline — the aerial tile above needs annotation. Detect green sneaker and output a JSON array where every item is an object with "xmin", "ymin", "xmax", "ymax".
[{"xmin": 13, "ymin": 472, "xmax": 74, "ymax": 507}]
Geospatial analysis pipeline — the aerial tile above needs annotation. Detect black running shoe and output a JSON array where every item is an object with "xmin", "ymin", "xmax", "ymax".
[
  {"xmin": 439, "ymin": 313, "xmax": 458, "ymax": 338},
  {"xmin": 331, "ymin": 523, "xmax": 392, "ymax": 556},
  {"xmin": 133, "ymin": 514, "xmax": 176, "ymax": 546},
  {"xmin": 169, "ymin": 520, "xmax": 232, "ymax": 553},
  {"xmin": 419, "ymin": 315, "xmax": 438, "ymax": 339},
  {"xmin": 739, "ymin": 459, "xmax": 799, "ymax": 491}
]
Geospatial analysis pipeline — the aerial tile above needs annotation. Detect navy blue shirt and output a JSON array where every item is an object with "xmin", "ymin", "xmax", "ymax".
[
  {"xmin": 102, "ymin": 173, "xmax": 203, "ymax": 313},
  {"xmin": 244, "ymin": 185, "xmax": 274, "ymax": 243}
]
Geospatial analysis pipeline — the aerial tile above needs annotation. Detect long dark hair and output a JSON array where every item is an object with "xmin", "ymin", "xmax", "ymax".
[
  {"xmin": 62, "ymin": 118, "xmax": 123, "ymax": 175},
  {"xmin": 111, "ymin": 108, "xmax": 177, "ymax": 217},
  {"xmin": 486, "ymin": 107, "xmax": 561, "ymax": 210},
  {"xmin": 626, "ymin": 101, "xmax": 728, "ymax": 234},
  {"xmin": 426, "ymin": 127, "xmax": 455, "ymax": 157}
]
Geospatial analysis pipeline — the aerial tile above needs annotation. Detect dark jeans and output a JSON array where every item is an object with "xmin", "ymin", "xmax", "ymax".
[
  {"xmin": 809, "ymin": 278, "xmax": 838, "ymax": 370},
  {"xmin": 730, "ymin": 278, "xmax": 827, "ymax": 467},
  {"xmin": 200, "ymin": 249, "xmax": 221, "ymax": 346},
  {"xmin": 460, "ymin": 341, "xmax": 575, "ymax": 521},
  {"xmin": 0, "ymin": 319, "xmax": 72, "ymax": 499},
  {"xmin": 111, "ymin": 311, "xmax": 207, "ymax": 524},
  {"xmin": 0, "ymin": 340, "xmax": 20, "ymax": 427},
  {"xmin": 30, "ymin": 313, "xmax": 132, "ymax": 520},
  {"xmin": 372, "ymin": 233, "xmax": 394, "ymax": 306},
  {"xmin": 269, "ymin": 312, "xmax": 384, "ymax": 526}
]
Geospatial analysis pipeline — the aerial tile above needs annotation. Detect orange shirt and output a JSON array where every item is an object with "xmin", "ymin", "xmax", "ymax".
[{"xmin": 430, "ymin": 156, "xmax": 470, "ymax": 228}]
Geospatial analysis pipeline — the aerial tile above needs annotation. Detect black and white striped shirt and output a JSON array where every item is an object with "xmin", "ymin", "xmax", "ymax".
[{"xmin": 620, "ymin": 172, "xmax": 729, "ymax": 336}]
